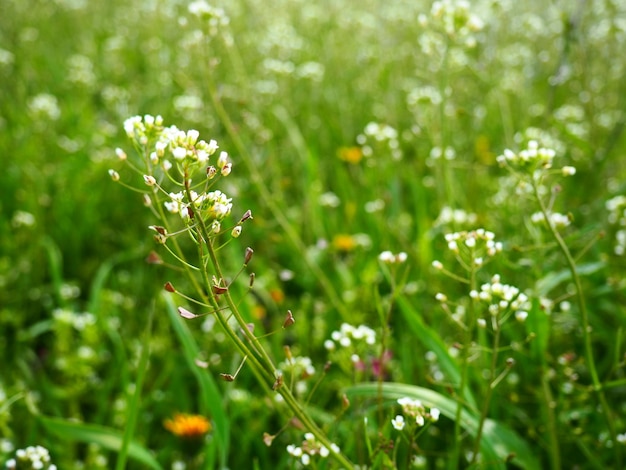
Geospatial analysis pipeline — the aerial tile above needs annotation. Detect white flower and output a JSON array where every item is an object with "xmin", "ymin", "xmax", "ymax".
[{"xmin": 391, "ymin": 415, "xmax": 405, "ymax": 430}]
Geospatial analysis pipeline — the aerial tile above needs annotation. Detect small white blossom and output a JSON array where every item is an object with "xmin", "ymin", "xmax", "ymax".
[{"xmin": 391, "ymin": 415, "xmax": 405, "ymax": 430}]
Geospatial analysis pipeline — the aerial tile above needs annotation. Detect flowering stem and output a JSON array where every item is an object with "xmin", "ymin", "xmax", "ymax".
[
  {"xmin": 178, "ymin": 181, "xmax": 354, "ymax": 468},
  {"xmin": 532, "ymin": 179, "xmax": 621, "ymax": 466},
  {"xmin": 450, "ymin": 267, "xmax": 477, "ymax": 470},
  {"xmin": 470, "ymin": 322, "xmax": 501, "ymax": 465},
  {"xmin": 541, "ymin": 369, "xmax": 561, "ymax": 470}
]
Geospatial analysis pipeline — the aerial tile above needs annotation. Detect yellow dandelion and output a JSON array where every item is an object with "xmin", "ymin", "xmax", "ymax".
[
  {"xmin": 332, "ymin": 234, "xmax": 357, "ymax": 252},
  {"xmin": 337, "ymin": 146, "xmax": 363, "ymax": 164},
  {"xmin": 270, "ymin": 288, "xmax": 285, "ymax": 304},
  {"xmin": 164, "ymin": 413, "xmax": 211, "ymax": 438}
]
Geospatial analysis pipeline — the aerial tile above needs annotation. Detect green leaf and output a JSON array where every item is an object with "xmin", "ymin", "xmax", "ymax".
[
  {"xmin": 536, "ymin": 261, "xmax": 606, "ymax": 295},
  {"xmin": 346, "ymin": 382, "xmax": 540, "ymax": 470},
  {"xmin": 396, "ymin": 297, "xmax": 476, "ymax": 409},
  {"xmin": 163, "ymin": 293, "xmax": 230, "ymax": 469},
  {"xmin": 37, "ymin": 415, "xmax": 163, "ymax": 470}
]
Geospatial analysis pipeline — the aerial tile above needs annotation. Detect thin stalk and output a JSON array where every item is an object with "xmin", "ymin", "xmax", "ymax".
[
  {"xmin": 541, "ymin": 370, "xmax": 561, "ymax": 470},
  {"xmin": 449, "ymin": 267, "xmax": 477, "ymax": 470},
  {"xmin": 470, "ymin": 323, "xmax": 500, "ymax": 465},
  {"xmin": 116, "ymin": 305, "xmax": 154, "ymax": 470},
  {"xmin": 532, "ymin": 179, "xmax": 620, "ymax": 467},
  {"xmin": 181, "ymin": 179, "xmax": 354, "ymax": 468}
]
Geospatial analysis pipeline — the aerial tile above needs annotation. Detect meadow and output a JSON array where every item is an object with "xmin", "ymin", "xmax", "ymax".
[{"xmin": 1, "ymin": 0, "xmax": 626, "ymax": 468}]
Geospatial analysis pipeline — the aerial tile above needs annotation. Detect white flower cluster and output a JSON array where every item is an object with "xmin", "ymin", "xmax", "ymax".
[
  {"xmin": 606, "ymin": 195, "xmax": 626, "ymax": 255},
  {"xmin": 115, "ymin": 115, "xmax": 234, "ymax": 231},
  {"xmin": 378, "ymin": 250, "xmax": 408, "ymax": 264},
  {"xmin": 188, "ymin": 1, "xmax": 230, "ymax": 35},
  {"xmin": 324, "ymin": 323, "xmax": 376, "ymax": 351},
  {"xmin": 52, "ymin": 309, "xmax": 96, "ymax": 330},
  {"xmin": 278, "ymin": 356, "xmax": 316, "ymax": 379},
  {"xmin": 5, "ymin": 445, "xmax": 57, "ymax": 470},
  {"xmin": 164, "ymin": 189, "xmax": 232, "ymax": 227},
  {"xmin": 286, "ymin": 433, "xmax": 340, "ymax": 467},
  {"xmin": 530, "ymin": 211, "xmax": 571, "ymax": 228},
  {"xmin": 27, "ymin": 94, "xmax": 61, "ymax": 121},
  {"xmin": 435, "ymin": 206, "xmax": 478, "ymax": 227},
  {"xmin": 442, "ymin": 229, "xmax": 502, "ymax": 267},
  {"xmin": 392, "ymin": 397, "xmax": 440, "ymax": 431},
  {"xmin": 357, "ymin": 122, "xmax": 402, "ymax": 160},
  {"xmin": 419, "ymin": 0, "xmax": 484, "ymax": 46},
  {"xmin": 469, "ymin": 274, "xmax": 530, "ymax": 322},
  {"xmin": 497, "ymin": 140, "xmax": 556, "ymax": 171}
]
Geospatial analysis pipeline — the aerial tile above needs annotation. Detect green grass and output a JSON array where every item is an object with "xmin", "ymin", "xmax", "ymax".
[{"xmin": 2, "ymin": 0, "xmax": 626, "ymax": 468}]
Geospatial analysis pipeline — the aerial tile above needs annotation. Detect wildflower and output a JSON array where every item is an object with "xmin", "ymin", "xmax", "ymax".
[
  {"xmin": 5, "ymin": 445, "xmax": 56, "ymax": 470},
  {"xmin": 221, "ymin": 162, "xmax": 232, "ymax": 176},
  {"xmin": 337, "ymin": 146, "xmax": 363, "ymax": 164},
  {"xmin": 164, "ymin": 413, "xmax": 211, "ymax": 438},
  {"xmin": 530, "ymin": 211, "xmax": 571, "ymax": 228},
  {"xmin": 435, "ymin": 206, "xmax": 477, "ymax": 227},
  {"xmin": 319, "ymin": 192, "xmax": 341, "ymax": 208},
  {"xmin": 12, "ymin": 211, "xmax": 36, "ymax": 228},
  {"xmin": 391, "ymin": 415, "xmax": 405, "ymax": 430},
  {"xmin": 115, "ymin": 147, "xmax": 127, "ymax": 160},
  {"xmin": 379, "ymin": 250, "xmax": 408, "ymax": 264},
  {"xmin": 497, "ymin": 140, "xmax": 557, "ymax": 175},
  {"xmin": 332, "ymin": 234, "xmax": 357, "ymax": 252},
  {"xmin": 231, "ymin": 225, "xmax": 242, "ymax": 238},
  {"xmin": 561, "ymin": 166, "xmax": 576, "ymax": 176},
  {"xmin": 28, "ymin": 93, "xmax": 61, "ymax": 121},
  {"xmin": 143, "ymin": 175, "xmax": 157, "ymax": 186}
]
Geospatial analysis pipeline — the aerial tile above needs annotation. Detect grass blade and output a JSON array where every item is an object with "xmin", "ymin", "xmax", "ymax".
[
  {"xmin": 163, "ymin": 293, "xmax": 230, "ymax": 469},
  {"xmin": 37, "ymin": 415, "xmax": 163, "ymax": 470},
  {"xmin": 346, "ymin": 382, "xmax": 540, "ymax": 470}
]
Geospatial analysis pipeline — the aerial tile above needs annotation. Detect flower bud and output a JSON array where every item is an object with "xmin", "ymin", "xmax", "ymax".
[
  {"xmin": 217, "ymin": 151, "xmax": 229, "ymax": 168},
  {"xmin": 244, "ymin": 247, "xmax": 254, "ymax": 265},
  {"xmin": 562, "ymin": 166, "xmax": 576, "ymax": 176},
  {"xmin": 231, "ymin": 225, "xmax": 242, "ymax": 238},
  {"xmin": 164, "ymin": 282, "xmax": 176, "ymax": 293},
  {"xmin": 221, "ymin": 162, "xmax": 232, "ymax": 176},
  {"xmin": 115, "ymin": 148, "xmax": 127, "ymax": 160},
  {"xmin": 143, "ymin": 174, "xmax": 157, "ymax": 186},
  {"xmin": 240, "ymin": 210, "xmax": 253, "ymax": 223},
  {"xmin": 282, "ymin": 310, "xmax": 295, "ymax": 328},
  {"xmin": 108, "ymin": 169, "xmax": 120, "ymax": 181}
]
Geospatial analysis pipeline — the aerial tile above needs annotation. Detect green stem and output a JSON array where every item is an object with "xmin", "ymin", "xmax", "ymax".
[
  {"xmin": 450, "ymin": 267, "xmax": 477, "ymax": 470},
  {"xmin": 116, "ymin": 305, "xmax": 154, "ymax": 470},
  {"xmin": 470, "ymin": 322, "xmax": 500, "ymax": 465},
  {"xmin": 532, "ymin": 179, "xmax": 620, "ymax": 466},
  {"xmin": 541, "ymin": 369, "xmax": 561, "ymax": 470},
  {"xmin": 179, "ymin": 176, "xmax": 354, "ymax": 468}
]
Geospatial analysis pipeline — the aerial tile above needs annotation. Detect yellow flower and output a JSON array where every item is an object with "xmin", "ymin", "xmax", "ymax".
[
  {"xmin": 270, "ymin": 288, "xmax": 285, "ymax": 304},
  {"xmin": 164, "ymin": 413, "xmax": 211, "ymax": 438},
  {"xmin": 337, "ymin": 146, "xmax": 363, "ymax": 164},
  {"xmin": 332, "ymin": 234, "xmax": 357, "ymax": 252}
]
